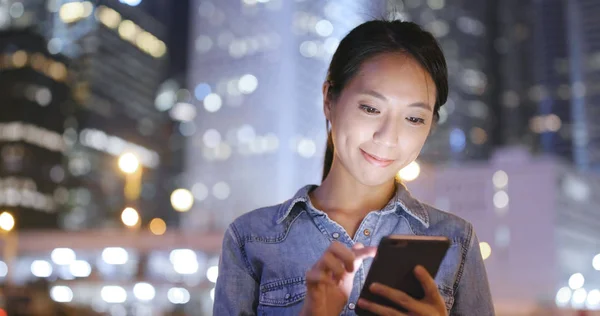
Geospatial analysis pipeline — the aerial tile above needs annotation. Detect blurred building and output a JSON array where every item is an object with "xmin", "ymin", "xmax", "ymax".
[
  {"xmin": 386, "ymin": 0, "xmax": 497, "ymax": 163},
  {"xmin": 185, "ymin": 0, "xmax": 386, "ymax": 230},
  {"xmin": 53, "ymin": 0, "xmax": 175, "ymax": 229},
  {"xmin": 494, "ymin": 0, "xmax": 538, "ymax": 154},
  {"xmin": 389, "ymin": 0, "xmax": 600, "ymax": 171},
  {"xmin": 2, "ymin": 0, "xmax": 183, "ymax": 229},
  {"xmin": 407, "ymin": 147, "xmax": 600, "ymax": 314},
  {"xmin": 0, "ymin": 29, "xmax": 70, "ymax": 229},
  {"xmin": 496, "ymin": 0, "xmax": 600, "ymax": 172}
]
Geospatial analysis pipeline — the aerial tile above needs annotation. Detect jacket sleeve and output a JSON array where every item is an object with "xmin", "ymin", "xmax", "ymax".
[
  {"xmin": 213, "ymin": 223, "xmax": 260, "ymax": 316},
  {"xmin": 450, "ymin": 224, "xmax": 496, "ymax": 316}
]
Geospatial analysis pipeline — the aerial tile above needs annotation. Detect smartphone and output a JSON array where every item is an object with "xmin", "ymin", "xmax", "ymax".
[{"xmin": 355, "ymin": 235, "xmax": 451, "ymax": 315}]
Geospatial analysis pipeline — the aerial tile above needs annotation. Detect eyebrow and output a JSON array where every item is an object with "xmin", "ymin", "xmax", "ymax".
[{"xmin": 359, "ymin": 89, "xmax": 433, "ymax": 112}]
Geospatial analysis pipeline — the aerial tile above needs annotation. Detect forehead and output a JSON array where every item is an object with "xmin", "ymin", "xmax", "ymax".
[{"xmin": 345, "ymin": 53, "xmax": 436, "ymax": 105}]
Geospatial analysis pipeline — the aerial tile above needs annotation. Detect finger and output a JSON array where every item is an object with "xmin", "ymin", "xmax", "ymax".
[
  {"xmin": 315, "ymin": 252, "xmax": 346, "ymax": 280},
  {"xmin": 306, "ymin": 268, "xmax": 336, "ymax": 286},
  {"xmin": 348, "ymin": 243, "xmax": 369, "ymax": 272},
  {"xmin": 357, "ymin": 298, "xmax": 409, "ymax": 316},
  {"xmin": 328, "ymin": 241, "xmax": 357, "ymax": 272},
  {"xmin": 352, "ymin": 245, "xmax": 377, "ymax": 261},
  {"xmin": 369, "ymin": 283, "xmax": 432, "ymax": 315},
  {"xmin": 414, "ymin": 265, "xmax": 442, "ymax": 302}
]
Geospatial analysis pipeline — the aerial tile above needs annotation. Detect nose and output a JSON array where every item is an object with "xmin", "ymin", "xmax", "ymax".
[{"xmin": 373, "ymin": 117, "xmax": 399, "ymax": 148}]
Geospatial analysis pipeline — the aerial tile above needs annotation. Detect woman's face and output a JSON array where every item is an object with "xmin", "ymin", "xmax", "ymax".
[{"xmin": 324, "ymin": 52, "xmax": 437, "ymax": 187}]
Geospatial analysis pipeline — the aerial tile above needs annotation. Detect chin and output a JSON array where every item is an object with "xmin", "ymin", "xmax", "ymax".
[{"xmin": 354, "ymin": 169, "xmax": 397, "ymax": 187}]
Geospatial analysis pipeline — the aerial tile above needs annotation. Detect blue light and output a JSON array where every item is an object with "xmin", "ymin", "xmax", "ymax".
[
  {"xmin": 119, "ymin": 0, "xmax": 142, "ymax": 7},
  {"xmin": 194, "ymin": 83, "xmax": 212, "ymax": 101},
  {"xmin": 449, "ymin": 128, "xmax": 466, "ymax": 153}
]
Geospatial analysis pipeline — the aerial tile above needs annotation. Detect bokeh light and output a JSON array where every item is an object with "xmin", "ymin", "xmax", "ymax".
[
  {"xmin": 0, "ymin": 212, "xmax": 15, "ymax": 232},
  {"xmin": 479, "ymin": 242, "xmax": 492, "ymax": 260},
  {"xmin": 398, "ymin": 161, "xmax": 421, "ymax": 182},
  {"xmin": 171, "ymin": 189, "xmax": 194, "ymax": 212},
  {"xmin": 102, "ymin": 247, "xmax": 128, "ymax": 265},
  {"xmin": 569, "ymin": 273, "xmax": 585, "ymax": 290},
  {"xmin": 149, "ymin": 218, "xmax": 167, "ymax": 235},
  {"xmin": 121, "ymin": 207, "xmax": 140, "ymax": 227},
  {"xmin": 50, "ymin": 286, "xmax": 73, "ymax": 303},
  {"xmin": 118, "ymin": 153, "xmax": 139, "ymax": 174}
]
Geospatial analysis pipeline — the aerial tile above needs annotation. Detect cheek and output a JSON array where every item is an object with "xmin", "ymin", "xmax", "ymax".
[
  {"xmin": 399, "ymin": 129, "xmax": 429, "ymax": 155},
  {"xmin": 334, "ymin": 117, "xmax": 374, "ymax": 144}
]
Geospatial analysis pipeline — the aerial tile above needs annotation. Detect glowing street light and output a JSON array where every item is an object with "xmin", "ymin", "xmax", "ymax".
[
  {"xmin": 119, "ymin": 153, "xmax": 142, "ymax": 201},
  {"xmin": 118, "ymin": 153, "xmax": 140, "ymax": 174},
  {"xmin": 0, "ymin": 212, "xmax": 15, "ymax": 232},
  {"xmin": 170, "ymin": 189, "xmax": 194, "ymax": 212},
  {"xmin": 121, "ymin": 207, "xmax": 140, "ymax": 227},
  {"xmin": 0, "ymin": 211, "xmax": 16, "ymax": 284}
]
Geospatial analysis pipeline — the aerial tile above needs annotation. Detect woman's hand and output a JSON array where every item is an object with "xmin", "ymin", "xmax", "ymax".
[
  {"xmin": 300, "ymin": 241, "xmax": 377, "ymax": 316},
  {"xmin": 357, "ymin": 265, "xmax": 448, "ymax": 316}
]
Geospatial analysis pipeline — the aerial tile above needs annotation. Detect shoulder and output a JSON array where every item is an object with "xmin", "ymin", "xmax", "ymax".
[
  {"xmin": 231, "ymin": 201, "xmax": 287, "ymax": 230},
  {"xmin": 424, "ymin": 202, "xmax": 473, "ymax": 230},
  {"xmin": 395, "ymin": 183, "xmax": 474, "ymax": 244},
  {"xmin": 228, "ymin": 185, "xmax": 314, "ymax": 236},
  {"xmin": 227, "ymin": 197, "xmax": 305, "ymax": 246},
  {"xmin": 418, "ymin": 201, "xmax": 476, "ymax": 245}
]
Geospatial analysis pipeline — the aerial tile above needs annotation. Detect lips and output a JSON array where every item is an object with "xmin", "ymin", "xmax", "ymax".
[{"xmin": 360, "ymin": 149, "xmax": 394, "ymax": 168}]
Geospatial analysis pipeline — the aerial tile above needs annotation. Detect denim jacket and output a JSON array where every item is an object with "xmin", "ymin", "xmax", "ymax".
[{"xmin": 214, "ymin": 184, "xmax": 495, "ymax": 316}]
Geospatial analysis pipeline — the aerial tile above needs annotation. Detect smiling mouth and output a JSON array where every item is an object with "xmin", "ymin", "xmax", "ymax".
[{"xmin": 360, "ymin": 149, "xmax": 395, "ymax": 168}]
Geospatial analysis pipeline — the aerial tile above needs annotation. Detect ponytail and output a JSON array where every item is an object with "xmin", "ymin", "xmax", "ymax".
[{"xmin": 321, "ymin": 121, "xmax": 334, "ymax": 182}]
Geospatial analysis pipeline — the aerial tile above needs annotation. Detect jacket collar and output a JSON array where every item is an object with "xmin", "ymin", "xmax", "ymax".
[{"xmin": 276, "ymin": 182, "xmax": 429, "ymax": 228}]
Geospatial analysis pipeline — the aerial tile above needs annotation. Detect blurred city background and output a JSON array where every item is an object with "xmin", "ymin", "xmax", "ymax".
[{"xmin": 0, "ymin": 0, "xmax": 599, "ymax": 315}]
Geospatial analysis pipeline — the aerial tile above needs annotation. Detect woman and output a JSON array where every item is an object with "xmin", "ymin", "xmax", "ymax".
[{"xmin": 214, "ymin": 19, "xmax": 494, "ymax": 316}]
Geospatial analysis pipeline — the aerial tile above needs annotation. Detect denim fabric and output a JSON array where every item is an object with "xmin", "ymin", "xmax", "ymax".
[{"xmin": 214, "ymin": 184, "xmax": 495, "ymax": 316}]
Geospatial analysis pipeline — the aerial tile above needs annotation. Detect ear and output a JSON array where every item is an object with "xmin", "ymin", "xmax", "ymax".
[{"xmin": 322, "ymin": 81, "xmax": 333, "ymax": 122}]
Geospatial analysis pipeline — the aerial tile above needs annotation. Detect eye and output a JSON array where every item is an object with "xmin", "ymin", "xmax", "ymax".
[
  {"xmin": 359, "ymin": 104, "xmax": 380, "ymax": 115},
  {"xmin": 406, "ymin": 117, "xmax": 426, "ymax": 125}
]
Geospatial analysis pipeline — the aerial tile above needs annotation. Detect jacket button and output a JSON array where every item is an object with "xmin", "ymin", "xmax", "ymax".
[
  {"xmin": 285, "ymin": 293, "xmax": 291, "ymax": 299},
  {"xmin": 363, "ymin": 229, "xmax": 371, "ymax": 236},
  {"xmin": 348, "ymin": 303, "xmax": 356, "ymax": 310},
  {"xmin": 332, "ymin": 232, "xmax": 340, "ymax": 239}
]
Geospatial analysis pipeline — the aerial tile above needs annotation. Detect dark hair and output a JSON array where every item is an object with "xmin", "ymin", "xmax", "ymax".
[{"xmin": 321, "ymin": 19, "xmax": 448, "ymax": 181}]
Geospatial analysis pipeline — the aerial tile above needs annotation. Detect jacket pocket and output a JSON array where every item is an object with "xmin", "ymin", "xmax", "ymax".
[
  {"xmin": 257, "ymin": 276, "xmax": 306, "ymax": 315},
  {"xmin": 259, "ymin": 276, "xmax": 306, "ymax": 306}
]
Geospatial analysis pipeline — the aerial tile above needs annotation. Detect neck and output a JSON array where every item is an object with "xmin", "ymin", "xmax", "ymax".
[{"xmin": 311, "ymin": 160, "xmax": 396, "ymax": 216}]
